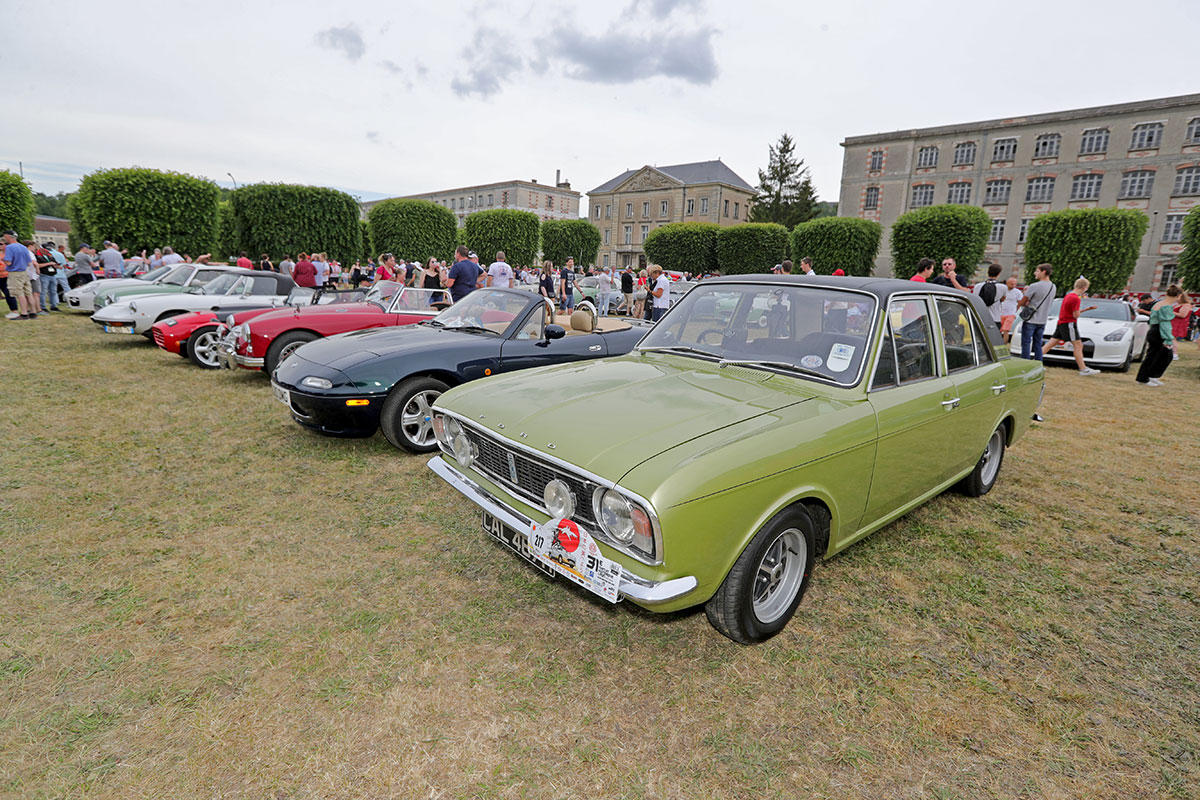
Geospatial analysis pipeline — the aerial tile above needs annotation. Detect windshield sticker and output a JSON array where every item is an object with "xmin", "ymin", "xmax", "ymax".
[
  {"xmin": 827, "ymin": 343, "xmax": 854, "ymax": 373},
  {"xmin": 800, "ymin": 355, "xmax": 824, "ymax": 369}
]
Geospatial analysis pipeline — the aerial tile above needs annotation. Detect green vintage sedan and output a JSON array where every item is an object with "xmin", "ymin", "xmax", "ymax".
[{"xmin": 428, "ymin": 276, "xmax": 1044, "ymax": 643}]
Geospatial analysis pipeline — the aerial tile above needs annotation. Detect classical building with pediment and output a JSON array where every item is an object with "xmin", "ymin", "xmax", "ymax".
[{"xmin": 587, "ymin": 160, "xmax": 755, "ymax": 269}]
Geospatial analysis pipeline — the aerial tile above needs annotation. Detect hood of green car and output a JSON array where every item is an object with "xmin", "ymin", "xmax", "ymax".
[{"xmin": 439, "ymin": 351, "xmax": 816, "ymax": 479}]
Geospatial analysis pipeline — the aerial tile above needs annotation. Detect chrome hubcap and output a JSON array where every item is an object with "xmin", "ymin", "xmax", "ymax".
[
  {"xmin": 193, "ymin": 332, "xmax": 218, "ymax": 365},
  {"xmin": 752, "ymin": 528, "xmax": 807, "ymax": 624},
  {"xmin": 278, "ymin": 341, "xmax": 305, "ymax": 364},
  {"xmin": 400, "ymin": 390, "xmax": 441, "ymax": 446},
  {"xmin": 980, "ymin": 429, "xmax": 1004, "ymax": 485}
]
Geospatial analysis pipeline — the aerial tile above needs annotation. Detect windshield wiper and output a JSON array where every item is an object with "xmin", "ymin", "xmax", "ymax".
[
  {"xmin": 640, "ymin": 345, "xmax": 720, "ymax": 359},
  {"xmin": 445, "ymin": 324, "xmax": 498, "ymax": 335},
  {"xmin": 420, "ymin": 319, "xmax": 444, "ymax": 327},
  {"xmin": 718, "ymin": 359, "xmax": 827, "ymax": 379}
]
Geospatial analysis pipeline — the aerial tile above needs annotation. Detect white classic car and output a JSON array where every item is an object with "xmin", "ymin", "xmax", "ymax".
[
  {"xmin": 63, "ymin": 264, "xmax": 176, "ymax": 312},
  {"xmin": 91, "ymin": 269, "xmax": 296, "ymax": 336},
  {"xmin": 1009, "ymin": 297, "xmax": 1149, "ymax": 370}
]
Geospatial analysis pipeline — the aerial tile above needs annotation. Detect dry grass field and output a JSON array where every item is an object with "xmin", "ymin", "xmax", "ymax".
[{"xmin": 1, "ymin": 313, "xmax": 1197, "ymax": 799}]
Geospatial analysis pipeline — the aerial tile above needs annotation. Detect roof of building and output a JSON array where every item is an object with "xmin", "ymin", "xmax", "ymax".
[
  {"xmin": 34, "ymin": 215, "xmax": 70, "ymax": 233},
  {"xmin": 841, "ymin": 93, "xmax": 1200, "ymax": 147},
  {"xmin": 362, "ymin": 178, "xmax": 580, "ymax": 208},
  {"xmin": 590, "ymin": 159, "xmax": 755, "ymax": 194}
]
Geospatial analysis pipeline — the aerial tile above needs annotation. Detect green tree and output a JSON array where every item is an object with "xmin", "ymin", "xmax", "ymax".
[
  {"xmin": 215, "ymin": 201, "xmax": 239, "ymax": 260},
  {"xmin": 367, "ymin": 199, "xmax": 456, "ymax": 266},
  {"xmin": 541, "ymin": 219, "xmax": 601, "ymax": 267},
  {"xmin": 642, "ymin": 222, "xmax": 720, "ymax": 274},
  {"xmin": 1023, "ymin": 208, "xmax": 1149, "ymax": 294},
  {"xmin": 33, "ymin": 191, "xmax": 72, "ymax": 218},
  {"xmin": 747, "ymin": 132, "xmax": 818, "ymax": 229},
  {"xmin": 888, "ymin": 204, "xmax": 992, "ymax": 281},
  {"xmin": 231, "ymin": 183, "xmax": 360, "ymax": 264},
  {"xmin": 71, "ymin": 167, "xmax": 219, "ymax": 256},
  {"xmin": 790, "ymin": 217, "xmax": 883, "ymax": 276},
  {"xmin": 359, "ymin": 219, "xmax": 372, "ymax": 263},
  {"xmin": 463, "ymin": 209, "xmax": 540, "ymax": 268},
  {"xmin": 716, "ymin": 223, "xmax": 789, "ymax": 275},
  {"xmin": 0, "ymin": 171, "xmax": 35, "ymax": 239},
  {"xmin": 1176, "ymin": 206, "xmax": 1200, "ymax": 291}
]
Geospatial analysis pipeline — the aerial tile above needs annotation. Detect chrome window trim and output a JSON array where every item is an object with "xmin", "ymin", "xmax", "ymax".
[
  {"xmin": 934, "ymin": 296, "xmax": 978, "ymax": 374},
  {"xmin": 435, "ymin": 408, "xmax": 665, "ymax": 566},
  {"xmin": 868, "ymin": 293, "xmax": 939, "ymax": 392}
]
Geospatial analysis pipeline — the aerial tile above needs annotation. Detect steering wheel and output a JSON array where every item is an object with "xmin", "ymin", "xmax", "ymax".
[{"xmin": 696, "ymin": 328, "xmax": 727, "ymax": 346}]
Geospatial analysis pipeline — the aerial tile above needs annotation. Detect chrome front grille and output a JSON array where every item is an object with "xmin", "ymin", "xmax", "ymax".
[
  {"xmin": 464, "ymin": 427, "xmax": 598, "ymax": 527},
  {"xmin": 152, "ymin": 328, "xmax": 165, "ymax": 348}
]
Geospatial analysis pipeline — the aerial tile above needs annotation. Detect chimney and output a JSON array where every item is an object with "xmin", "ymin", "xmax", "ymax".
[{"xmin": 556, "ymin": 169, "xmax": 561, "ymax": 185}]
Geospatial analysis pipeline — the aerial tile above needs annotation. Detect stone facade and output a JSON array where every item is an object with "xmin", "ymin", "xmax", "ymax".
[
  {"xmin": 838, "ymin": 93, "xmax": 1200, "ymax": 290},
  {"xmin": 587, "ymin": 160, "xmax": 755, "ymax": 269},
  {"xmin": 362, "ymin": 174, "xmax": 580, "ymax": 228}
]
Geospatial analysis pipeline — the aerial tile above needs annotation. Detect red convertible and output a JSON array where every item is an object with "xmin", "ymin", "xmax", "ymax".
[{"xmin": 216, "ymin": 282, "xmax": 451, "ymax": 374}]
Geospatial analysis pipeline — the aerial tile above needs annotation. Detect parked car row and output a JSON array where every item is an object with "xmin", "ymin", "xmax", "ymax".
[{"xmin": 73, "ymin": 273, "xmax": 1043, "ymax": 643}]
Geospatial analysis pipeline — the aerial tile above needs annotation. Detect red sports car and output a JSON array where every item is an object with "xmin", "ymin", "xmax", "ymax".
[{"xmin": 215, "ymin": 282, "xmax": 451, "ymax": 374}]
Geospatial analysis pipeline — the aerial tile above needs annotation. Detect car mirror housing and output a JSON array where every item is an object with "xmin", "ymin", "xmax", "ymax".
[{"xmin": 544, "ymin": 324, "xmax": 566, "ymax": 341}]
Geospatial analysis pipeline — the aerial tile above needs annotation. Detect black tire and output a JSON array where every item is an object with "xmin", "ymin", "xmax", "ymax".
[
  {"xmin": 1116, "ymin": 341, "xmax": 1133, "ymax": 373},
  {"xmin": 265, "ymin": 330, "xmax": 318, "ymax": 374},
  {"xmin": 705, "ymin": 505, "xmax": 817, "ymax": 644},
  {"xmin": 957, "ymin": 425, "xmax": 1006, "ymax": 497},
  {"xmin": 379, "ymin": 376, "xmax": 450, "ymax": 453},
  {"xmin": 186, "ymin": 326, "xmax": 221, "ymax": 369}
]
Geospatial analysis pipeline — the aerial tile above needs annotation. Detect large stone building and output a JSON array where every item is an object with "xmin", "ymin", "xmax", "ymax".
[
  {"xmin": 838, "ymin": 93, "xmax": 1200, "ymax": 290},
  {"xmin": 362, "ymin": 172, "xmax": 580, "ymax": 228},
  {"xmin": 588, "ymin": 160, "xmax": 755, "ymax": 269}
]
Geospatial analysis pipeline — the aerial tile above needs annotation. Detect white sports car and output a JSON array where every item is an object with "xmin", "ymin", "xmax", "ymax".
[
  {"xmin": 63, "ymin": 265, "xmax": 176, "ymax": 312},
  {"xmin": 1009, "ymin": 297, "xmax": 1148, "ymax": 371},
  {"xmin": 91, "ymin": 269, "xmax": 296, "ymax": 336}
]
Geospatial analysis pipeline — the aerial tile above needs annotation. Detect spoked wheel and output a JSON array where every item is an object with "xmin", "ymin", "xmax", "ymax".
[
  {"xmin": 265, "ymin": 330, "xmax": 318, "ymax": 374},
  {"xmin": 380, "ymin": 376, "xmax": 450, "ymax": 453},
  {"xmin": 958, "ymin": 426, "xmax": 1006, "ymax": 497},
  {"xmin": 752, "ymin": 529, "xmax": 808, "ymax": 625},
  {"xmin": 186, "ymin": 326, "xmax": 221, "ymax": 369}
]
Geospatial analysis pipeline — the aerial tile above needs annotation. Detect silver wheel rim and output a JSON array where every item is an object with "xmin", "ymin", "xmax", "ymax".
[
  {"xmin": 752, "ymin": 528, "xmax": 807, "ymax": 624},
  {"xmin": 979, "ymin": 429, "xmax": 1004, "ymax": 486},
  {"xmin": 193, "ymin": 331, "xmax": 219, "ymax": 366},
  {"xmin": 278, "ymin": 340, "xmax": 306, "ymax": 364},
  {"xmin": 400, "ymin": 390, "xmax": 441, "ymax": 447}
]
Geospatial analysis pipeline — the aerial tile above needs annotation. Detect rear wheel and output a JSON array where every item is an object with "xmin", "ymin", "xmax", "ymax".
[
  {"xmin": 958, "ymin": 425, "xmax": 1006, "ymax": 497},
  {"xmin": 186, "ymin": 326, "xmax": 221, "ymax": 369},
  {"xmin": 265, "ymin": 331, "xmax": 318, "ymax": 374},
  {"xmin": 1116, "ymin": 341, "xmax": 1134, "ymax": 373},
  {"xmin": 379, "ymin": 377, "xmax": 449, "ymax": 453}
]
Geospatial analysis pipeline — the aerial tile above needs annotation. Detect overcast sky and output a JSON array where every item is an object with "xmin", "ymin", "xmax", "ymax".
[{"xmin": 4, "ymin": 0, "xmax": 1198, "ymax": 212}]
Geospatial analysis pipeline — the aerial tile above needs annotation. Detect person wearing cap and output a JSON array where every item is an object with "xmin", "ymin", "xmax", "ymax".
[
  {"xmin": 832, "ymin": 268, "xmax": 845, "ymax": 276},
  {"xmin": 468, "ymin": 251, "xmax": 486, "ymax": 280},
  {"xmin": 73, "ymin": 243, "xmax": 97, "ymax": 286},
  {"xmin": 2, "ymin": 231, "xmax": 38, "ymax": 320}
]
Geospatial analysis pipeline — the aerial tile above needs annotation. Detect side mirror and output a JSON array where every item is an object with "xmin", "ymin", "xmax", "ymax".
[
  {"xmin": 1136, "ymin": 314, "xmax": 1149, "ymax": 322},
  {"xmin": 544, "ymin": 324, "xmax": 566, "ymax": 341}
]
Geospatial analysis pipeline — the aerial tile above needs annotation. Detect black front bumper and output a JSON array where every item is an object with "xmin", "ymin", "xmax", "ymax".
[{"xmin": 274, "ymin": 381, "xmax": 385, "ymax": 437}]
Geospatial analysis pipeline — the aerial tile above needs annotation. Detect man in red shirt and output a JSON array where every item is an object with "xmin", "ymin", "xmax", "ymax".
[
  {"xmin": 292, "ymin": 252, "xmax": 317, "ymax": 288},
  {"xmin": 910, "ymin": 258, "xmax": 934, "ymax": 282},
  {"xmin": 1042, "ymin": 276, "xmax": 1099, "ymax": 375},
  {"xmin": 236, "ymin": 251, "xmax": 254, "ymax": 269}
]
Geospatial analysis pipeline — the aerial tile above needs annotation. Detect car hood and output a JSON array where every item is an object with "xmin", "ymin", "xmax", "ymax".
[
  {"xmin": 288, "ymin": 302, "xmax": 384, "ymax": 319},
  {"xmin": 439, "ymin": 352, "xmax": 816, "ymax": 479}
]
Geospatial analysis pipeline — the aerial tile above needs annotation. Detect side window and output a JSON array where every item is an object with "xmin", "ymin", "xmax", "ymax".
[
  {"xmin": 889, "ymin": 298, "xmax": 936, "ymax": 384},
  {"xmin": 194, "ymin": 270, "xmax": 222, "ymax": 285},
  {"xmin": 970, "ymin": 311, "xmax": 995, "ymax": 365},
  {"xmin": 936, "ymin": 298, "xmax": 977, "ymax": 373},
  {"xmin": 229, "ymin": 277, "xmax": 252, "ymax": 294},
  {"xmin": 514, "ymin": 303, "xmax": 546, "ymax": 341},
  {"xmin": 871, "ymin": 316, "xmax": 898, "ymax": 389},
  {"xmin": 251, "ymin": 276, "xmax": 276, "ymax": 294}
]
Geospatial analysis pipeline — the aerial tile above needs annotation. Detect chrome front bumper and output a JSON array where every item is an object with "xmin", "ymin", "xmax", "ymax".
[
  {"xmin": 215, "ymin": 339, "xmax": 264, "ymax": 370},
  {"xmin": 427, "ymin": 455, "xmax": 697, "ymax": 605}
]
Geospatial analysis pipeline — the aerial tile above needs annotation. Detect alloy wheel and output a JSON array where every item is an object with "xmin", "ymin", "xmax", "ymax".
[
  {"xmin": 752, "ymin": 528, "xmax": 807, "ymax": 624},
  {"xmin": 400, "ymin": 390, "xmax": 441, "ymax": 447}
]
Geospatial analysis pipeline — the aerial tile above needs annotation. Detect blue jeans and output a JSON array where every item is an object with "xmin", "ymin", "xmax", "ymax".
[
  {"xmin": 651, "ymin": 306, "xmax": 667, "ymax": 321},
  {"xmin": 562, "ymin": 292, "xmax": 575, "ymax": 311},
  {"xmin": 1020, "ymin": 321, "xmax": 1045, "ymax": 360},
  {"xmin": 39, "ymin": 273, "xmax": 58, "ymax": 310},
  {"xmin": 596, "ymin": 292, "xmax": 612, "ymax": 315}
]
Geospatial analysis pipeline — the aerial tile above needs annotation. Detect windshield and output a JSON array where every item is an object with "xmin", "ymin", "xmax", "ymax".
[
  {"xmin": 390, "ymin": 287, "xmax": 451, "ymax": 312},
  {"xmin": 1046, "ymin": 298, "xmax": 1133, "ymax": 322},
  {"xmin": 200, "ymin": 274, "xmax": 242, "ymax": 295},
  {"xmin": 433, "ymin": 289, "xmax": 531, "ymax": 333},
  {"xmin": 158, "ymin": 265, "xmax": 193, "ymax": 286},
  {"xmin": 139, "ymin": 265, "xmax": 172, "ymax": 282},
  {"xmin": 364, "ymin": 280, "xmax": 404, "ymax": 309},
  {"xmin": 639, "ymin": 283, "xmax": 878, "ymax": 385}
]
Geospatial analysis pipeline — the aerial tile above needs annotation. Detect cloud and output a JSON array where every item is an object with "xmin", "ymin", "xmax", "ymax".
[
  {"xmin": 450, "ymin": 36, "xmax": 524, "ymax": 99},
  {"xmin": 552, "ymin": 24, "xmax": 718, "ymax": 85},
  {"xmin": 366, "ymin": 131, "xmax": 380, "ymax": 143},
  {"xmin": 380, "ymin": 59, "xmax": 403, "ymax": 74},
  {"xmin": 314, "ymin": 24, "xmax": 365, "ymax": 61},
  {"xmin": 633, "ymin": 0, "xmax": 704, "ymax": 18}
]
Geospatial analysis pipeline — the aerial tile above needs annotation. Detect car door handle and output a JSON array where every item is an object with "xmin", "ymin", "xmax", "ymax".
[
  {"xmin": 991, "ymin": 383, "xmax": 1007, "ymax": 394},
  {"xmin": 941, "ymin": 397, "xmax": 960, "ymax": 410}
]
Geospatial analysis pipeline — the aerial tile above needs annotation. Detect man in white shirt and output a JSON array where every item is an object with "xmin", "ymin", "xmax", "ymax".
[
  {"xmin": 160, "ymin": 246, "xmax": 184, "ymax": 266},
  {"xmin": 972, "ymin": 263, "xmax": 1008, "ymax": 332},
  {"xmin": 313, "ymin": 256, "xmax": 328, "ymax": 287},
  {"xmin": 649, "ymin": 265, "xmax": 671, "ymax": 321},
  {"xmin": 486, "ymin": 251, "xmax": 513, "ymax": 288},
  {"xmin": 999, "ymin": 276, "xmax": 1023, "ymax": 344},
  {"xmin": 595, "ymin": 267, "xmax": 616, "ymax": 315}
]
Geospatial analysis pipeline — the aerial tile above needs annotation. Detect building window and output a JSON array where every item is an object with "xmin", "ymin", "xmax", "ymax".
[
  {"xmin": 501, "ymin": 191, "xmax": 509, "ymax": 206},
  {"xmin": 1163, "ymin": 213, "xmax": 1186, "ymax": 243},
  {"xmin": 953, "ymin": 141, "xmax": 976, "ymax": 166},
  {"xmin": 869, "ymin": 150, "xmax": 883, "ymax": 171},
  {"xmin": 461, "ymin": 196, "xmax": 467, "ymax": 208},
  {"xmin": 947, "ymin": 182, "xmax": 971, "ymax": 204},
  {"xmin": 863, "ymin": 186, "xmax": 880, "ymax": 209},
  {"xmin": 603, "ymin": 254, "xmax": 610, "ymax": 268},
  {"xmin": 546, "ymin": 196, "xmax": 553, "ymax": 209},
  {"xmin": 984, "ymin": 179, "xmax": 1011, "ymax": 204},
  {"xmin": 1174, "ymin": 166, "xmax": 1200, "ymax": 195},
  {"xmin": 1018, "ymin": 218, "xmax": 1031, "ymax": 243},
  {"xmin": 1187, "ymin": 118, "xmax": 1200, "ymax": 144},
  {"xmin": 992, "ymin": 138, "xmax": 1017, "ymax": 162},
  {"xmin": 700, "ymin": 198, "xmax": 709, "ymax": 214},
  {"xmin": 1033, "ymin": 134, "xmax": 1061, "ymax": 159},
  {"xmin": 733, "ymin": 202, "xmax": 740, "ymax": 219},
  {"xmin": 604, "ymin": 229, "xmax": 610, "ymax": 244},
  {"xmin": 487, "ymin": 193, "xmax": 494, "ymax": 206},
  {"xmin": 605, "ymin": 204, "xmax": 612, "ymax": 219},
  {"xmin": 917, "ymin": 146, "xmax": 938, "ymax": 168},
  {"xmin": 723, "ymin": 199, "xmax": 730, "ymax": 216},
  {"xmin": 449, "ymin": 198, "xmax": 455, "ymax": 209},
  {"xmin": 686, "ymin": 198, "xmax": 695, "ymax": 215},
  {"xmin": 626, "ymin": 202, "xmax": 633, "ymax": 217},
  {"xmin": 623, "ymin": 225, "xmax": 632, "ymax": 244},
  {"xmin": 1119, "ymin": 169, "xmax": 1155, "ymax": 198},
  {"xmin": 594, "ymin": 206, "xmax": 600, "ymax": 219},
  {"xmin": 1079, "ymin": 128, "xmax": 1109, "ymax": 155},
  {"xmin": 989, "ymin": 218, "xmax": 1005, "ymax": 244},
  {"xmin": 1025, "ymin": 177, "xmax": 1055, "ymax": 203},
  {"xmin": 911, "ymin": 184, "xmax": 934, "ymax": 208},
  {"xmin": 478, "ymin": 195, "xmax": 484, "ymax": 207},
  {"xmin": 1130, "ymin": 122, "xmax": 1163, "ymax": 150},
  {"xmin": 640, "ymin": 224, "xmax": 649, "ymax": 241},
  {"xmin": 642, "ymin": 201, "xmax": 650, "ymax": 217},
  {"xmin": 1070, "ymin": 173, "xmax": 1103, "ymax": 201},
  {"xmin": 1158, "ymin": 264, "xmax": 1179, "ymax": 291},
  {"xmin": 660, "ymin": 200, "xmax": 668, "ymax": 217}
]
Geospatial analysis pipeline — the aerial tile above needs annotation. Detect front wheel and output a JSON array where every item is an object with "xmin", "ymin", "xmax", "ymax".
[
  {"xmin": 186, "ymin": 326, "xmax": 221, "ymax": 369},
  {"xmin": 705, "ymin": 506, "xmax": 817, "ymax": 644},
  {"xmin": 379, "ymin": 377, "xmax": 450, "ymax": 453},
  {"xmin": 958, "ymin": 425, "xmax": 1006, "ymax": 497},
  {"xmin": 1116, "ymin": 341, "xmax": 1133, "ymax": 373}
]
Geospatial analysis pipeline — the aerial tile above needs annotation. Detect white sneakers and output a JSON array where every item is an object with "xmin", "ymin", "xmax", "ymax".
[
  {"xmin": 4, "ymin": 312, "xmax": 19, "ymax": 320},
  {"xmin": 1079, "ymin": 367, "xmax": 1100, "ymax": 376},
  {"xmin": 1140, "ymin": 378, "xmax": 1163, "ymax": 387}
]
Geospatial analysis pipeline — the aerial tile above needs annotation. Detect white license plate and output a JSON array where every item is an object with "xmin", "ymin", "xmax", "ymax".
[
  {"xmin": 482, "ymin": 512, "xmax": 554, "ymax": 577},
  {"xmin": 272, "ymin": 384, "xmax": 290, "ymax": 406},
  {"xmin": 483, "ymin": 512, "xmax": 622, "ymax": 603},
  {"xmin": 103, "ymin": 325, "xmax": 135, "ymax": 334}
]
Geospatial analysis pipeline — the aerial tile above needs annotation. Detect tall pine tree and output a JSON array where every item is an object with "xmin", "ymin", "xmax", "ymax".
[{"xmin": 748, "ymin": 133, "xmax": 818, "ymax": 229}]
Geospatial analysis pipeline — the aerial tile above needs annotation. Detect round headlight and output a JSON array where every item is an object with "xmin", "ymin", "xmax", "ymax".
[
  {"xmin": 597, "ymin": 490, "xmax": 635, "ymax": 544},
  {"xmin": 301, "ymin": 376, "xmax": 333, "ymax": 390},
  {"xmin": 452, "ymin": 433, "xmax": 476, "ymax": 468},
  {"xmin": 543, "ymin": 479, "xmax": 575, "ymax": 519}
]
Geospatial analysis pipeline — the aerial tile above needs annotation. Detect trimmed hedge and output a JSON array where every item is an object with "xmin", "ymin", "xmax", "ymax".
[
  {"xmin": 0, "ymin": 171, "xmax": 34, "ymax": 239},
  {"xmin": 642, "ymin": 222, "xmax": 720, "ymax": 274},
  {"xmin": 71, "ymin": 167, "xmax": 219, "ymax": 256},
  {"xmin": 215, "ymin": 201, "xmax": 238, "ymax": 260},
  {"xmin": 231, "ymin": 183, "xmax": 360, "ymax": 264},
  {"xmin": 359, "ymin": 219, "xmax": 372, "ymax": 263},
  {"xmin": 367, "ymin": 199, "xmax": 456, "ymax": 265},
  {"xmin": 789, "ymin": 217, "xmax": 882, "ymax": 277},
  {"xmin": 889, "ymin": 204, "xmax": 991, "ymax": 281},
  {"xmin": 716, "ymin": 223, "xmax": 789, "ymax": 275},
  {"xmin": 1023, "ymin": 208, "xmax": 1148, "ymax": 294},
  {"xmin": 463, "ymin": 209, "xmax": 540, "ymax": 267},
  {"xmin": 541, "ymin": 219, "xmax": 601, "ymax": 267},
  {"xmin": 1177, "ymin": 206, "xmax": 1200, "ymax": 291}
]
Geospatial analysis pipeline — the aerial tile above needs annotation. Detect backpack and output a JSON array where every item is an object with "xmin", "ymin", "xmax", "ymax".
[{"xmin": 979, "ymin": 279, "xmax": 998, "ymax": 307}]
